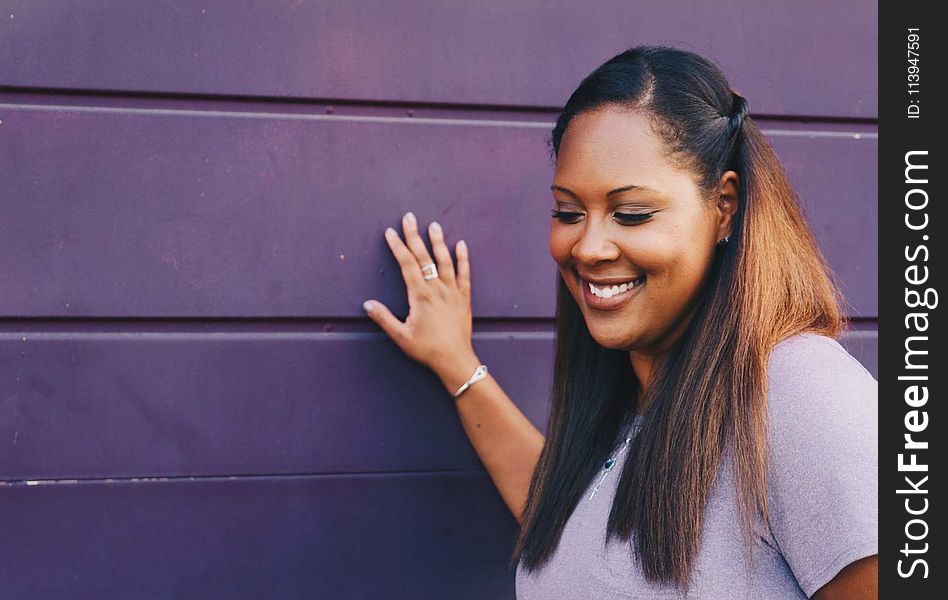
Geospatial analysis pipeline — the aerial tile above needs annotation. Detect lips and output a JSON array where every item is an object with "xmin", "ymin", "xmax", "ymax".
[
  {"xmin": 587, "ymin": 278, "xmax": 642, "ymax": 298},
  {"xmin": 580, "ymin": 275, "xmax": 645, "ymax": 310}
]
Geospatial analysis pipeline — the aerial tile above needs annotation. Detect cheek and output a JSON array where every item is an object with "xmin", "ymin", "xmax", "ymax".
[
  {"xmin": 632, "ymin": 238, "xmax": 707, "ymax": 296},
  {"xmin": 648, "ymin": 248, "xmax": 714, "ymax": 313},
  {"xmin": 634, "ymin": 215, "xmax": 715, "ymax": 284},
  {"xmin": 617, "ymin": 231, "xmax": 678, "ymax": 278},
  {"xmin": 548, "ymin": 226, "xmax": 577, "ymax": 265}
]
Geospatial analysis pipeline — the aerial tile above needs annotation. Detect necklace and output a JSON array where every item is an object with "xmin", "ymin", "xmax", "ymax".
[{"xmin": 588, "ymin": 433, "xmax": 633, "ymax": 500}]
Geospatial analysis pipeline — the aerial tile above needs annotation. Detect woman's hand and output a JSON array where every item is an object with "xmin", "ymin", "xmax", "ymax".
[{"xmin": 363, "ymin": 211, "xmax": 476, "ymax": 376}]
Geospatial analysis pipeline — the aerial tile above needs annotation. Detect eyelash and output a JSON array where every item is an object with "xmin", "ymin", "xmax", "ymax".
[{"xmin": 550, "ymin": 209, "xmax": 654, "ymax": 225}]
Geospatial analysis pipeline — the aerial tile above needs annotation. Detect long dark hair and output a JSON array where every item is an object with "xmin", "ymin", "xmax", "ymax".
[{"xmin": 511, "ymin": 46, "xmax": 845, "ymax": 589}]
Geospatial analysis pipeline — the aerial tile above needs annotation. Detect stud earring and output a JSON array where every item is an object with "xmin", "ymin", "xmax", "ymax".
[{"xmin": 718, "ymin": 235, "xmax": 730, "ymax": 246}]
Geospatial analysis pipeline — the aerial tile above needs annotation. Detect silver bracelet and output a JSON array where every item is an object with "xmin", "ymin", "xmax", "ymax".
[{"xmin": 453, "ymin": 364, "xmax": 489, "ymax": 398}]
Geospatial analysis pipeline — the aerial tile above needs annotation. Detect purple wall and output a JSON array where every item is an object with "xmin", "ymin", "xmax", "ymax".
[{"xmin": 0, "ymin": 1, "xmax": 877, "ymax": 597}]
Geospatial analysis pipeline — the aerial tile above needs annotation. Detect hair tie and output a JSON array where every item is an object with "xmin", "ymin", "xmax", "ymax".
[{"xmin": 728, "ymin": 92, "xmax": 749, "ymax": 131}]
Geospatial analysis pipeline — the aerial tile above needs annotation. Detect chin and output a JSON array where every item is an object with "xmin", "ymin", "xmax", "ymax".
[{"xmin": 586, "ymin": 327, "xmax": 635, "ymax": 351}]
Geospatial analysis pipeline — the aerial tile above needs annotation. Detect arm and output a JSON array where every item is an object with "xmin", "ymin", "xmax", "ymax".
[
  {"xmin": 811, "ymin": 554, "xmax": 877, "ymax": 600},
  {"xmin": 435, "ymin": 355, "xmax": 545, "ymax": 525},
  {"xmin": 363, "ymin": 213, "xmax": 544, "ymax": 525}
]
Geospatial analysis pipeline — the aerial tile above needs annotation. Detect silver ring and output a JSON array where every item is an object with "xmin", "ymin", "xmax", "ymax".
[{"xmin": 421, "ymin": 262, "xmax": 439, "ymax": 280}]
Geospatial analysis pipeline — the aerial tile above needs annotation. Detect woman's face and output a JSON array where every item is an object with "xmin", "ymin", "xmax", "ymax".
[{"xmin": 549, "ymin": 107, "xmax": 733, "ymax": 356}]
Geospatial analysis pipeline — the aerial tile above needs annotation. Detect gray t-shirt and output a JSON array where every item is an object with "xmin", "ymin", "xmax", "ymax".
[{"xmin": 515, "ymin": 332, "xmax": 878, "ymax": 599}]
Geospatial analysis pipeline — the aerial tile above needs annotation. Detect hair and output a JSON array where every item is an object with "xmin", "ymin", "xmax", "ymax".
[{"xmin": 510, "ymin": 45, "xmax": 846, "ymax": 589}]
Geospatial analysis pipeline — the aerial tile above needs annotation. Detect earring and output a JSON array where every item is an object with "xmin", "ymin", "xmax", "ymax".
[{"xmin": 718, "ymin": 235, "xmax": 730, "ymax": 246}]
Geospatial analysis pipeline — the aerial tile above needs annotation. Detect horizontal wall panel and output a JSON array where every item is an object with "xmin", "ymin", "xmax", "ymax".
[
  {"xmin": 0, "ymin": 1, "xmax": 876, "ymax": 118},
  {"xmin": 0, "ymin": 472, "xmax": 519, "ymax": 599},
  {"xmin": 0, "ymin": 106, "xmax": 878, "ymax": 318},
  {"xmin": 0, "ymin": 332, "xmax": 556, "ymax": 481},
  {"xmin": 772, "ymin": 132, "xmax": 878, "ymax": 318},
  {"xmin": 0, "ymin": 327, "xmax": 874, "ymax": 481}
]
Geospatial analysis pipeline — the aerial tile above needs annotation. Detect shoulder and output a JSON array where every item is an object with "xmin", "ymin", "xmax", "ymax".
[
  {"xmin": 762, "ymin": 332, "xmax": 878, "ymax": 596},
  {"xmin": 766, "ymin": 332, "xmax": 877, "ymax": 416},
  {"xmin": 767, "ymin": 331, "xmax": 875, "ymax": 387},
  {"xmin": 764, "ymin": 331, "xmax": 878, "ymax": 465}
]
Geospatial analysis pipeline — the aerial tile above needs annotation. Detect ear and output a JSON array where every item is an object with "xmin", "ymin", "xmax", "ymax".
[{"xmin": 715, "ymin": 170, "xmax": 740, "ymax": 241}]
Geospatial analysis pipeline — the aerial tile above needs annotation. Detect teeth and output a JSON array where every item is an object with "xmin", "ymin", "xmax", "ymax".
[{"xmin": 588, "ymin": 279, "xmax": 640, "ymax": 298}]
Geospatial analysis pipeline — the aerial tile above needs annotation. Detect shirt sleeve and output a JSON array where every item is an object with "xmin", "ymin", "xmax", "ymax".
[{"xmin": 764, "ymin": 333, "xmax": 878, "ymax": 597}]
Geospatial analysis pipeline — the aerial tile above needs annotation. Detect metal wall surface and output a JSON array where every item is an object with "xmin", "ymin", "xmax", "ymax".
[{"xmin": 0, "ymin": 2, "xmax": 877, "ymax": 597}]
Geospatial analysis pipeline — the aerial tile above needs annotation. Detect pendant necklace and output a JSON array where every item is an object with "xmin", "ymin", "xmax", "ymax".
[{"xmin": 588, "ymin": 432, "xmax": 633, "ymax": 500}]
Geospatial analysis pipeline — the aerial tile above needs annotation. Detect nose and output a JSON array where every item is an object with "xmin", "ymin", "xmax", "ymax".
[{"xmin": 571, "ymin": 217, "xmax": 621, "ymax": 264}]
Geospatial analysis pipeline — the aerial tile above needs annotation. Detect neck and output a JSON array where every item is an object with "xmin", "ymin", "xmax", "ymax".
[
  {"xmin": 629, "ymin": 298, "xmax": 704, "ymax": 413},
  {"xmin": 629, "ymin": 351, "xmax": 660, "ymax": 414}
]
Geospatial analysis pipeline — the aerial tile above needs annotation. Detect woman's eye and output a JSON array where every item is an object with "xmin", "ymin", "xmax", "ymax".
[
  {"xmin": 550, "ymin": 209, "xmax": 583, "ymax": 223},
  {"xmin": 614, "ymin": 212, "xmax": 654, "ymax": 224},
  {"xmin": 550, "ymin": 209, "xmax": 654, "ymax": 225}
]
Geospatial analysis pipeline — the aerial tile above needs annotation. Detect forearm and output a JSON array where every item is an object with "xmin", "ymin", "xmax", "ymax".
[{"xmin": 436, "ymin": 354, "xmax": 546, "ymax": 525}]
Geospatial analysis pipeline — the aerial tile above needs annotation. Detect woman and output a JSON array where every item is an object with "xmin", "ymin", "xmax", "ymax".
[{"xmin": 362, "ymin": 46, "xmax": 877, "ymax": 598}]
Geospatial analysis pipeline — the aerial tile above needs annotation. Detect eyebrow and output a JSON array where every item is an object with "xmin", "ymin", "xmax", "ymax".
[{"xmin": 550, "ymin": 183, "xmax": 650, "ymax": 199}]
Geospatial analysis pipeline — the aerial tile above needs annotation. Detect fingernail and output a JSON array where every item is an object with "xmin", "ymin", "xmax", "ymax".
[
  {"xmin": 430, "ymin": 221, "xmax": 442, "ymax": 234},
  {"xmin": 362, "ymin": 300, "xmax": 374, "ymax": 312},
  {"xmin": 385, "ymin": 227, "xmax": 395, "ymax": 237},
  {"xmin": 458, "ymin": 239, "xmax": 467, "ymax": 251},
  {"xmin": 405, "ymin": 211, "xmax": 416, "ymax": 225}
]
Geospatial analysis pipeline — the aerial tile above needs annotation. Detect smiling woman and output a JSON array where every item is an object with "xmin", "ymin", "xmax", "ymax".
[
  {"xmin": 363, "ymin": 45, "xmax": 877, "ymax": 600},
  {"xmin": 548, "ymin": 108, "xmax": 737, "ymax": 364}
]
